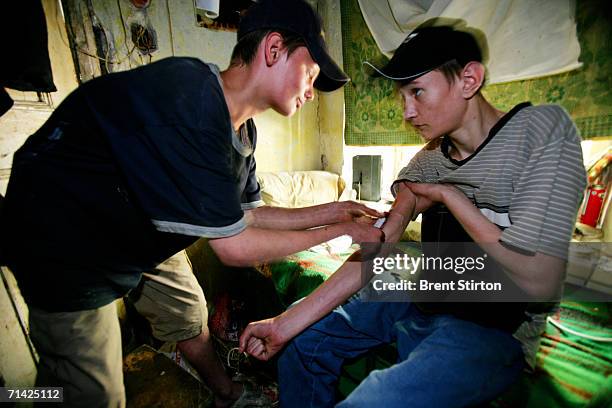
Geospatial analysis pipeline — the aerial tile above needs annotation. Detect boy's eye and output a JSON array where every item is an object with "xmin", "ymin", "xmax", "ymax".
[{"xmin": 413, "ymin": 88, "xmax": 423, "ymax": 97}]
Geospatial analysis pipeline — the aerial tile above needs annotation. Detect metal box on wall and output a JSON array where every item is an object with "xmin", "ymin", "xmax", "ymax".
[{"xmin": 352, "ymin": 155, "xmax": 381, "ymax": 201}]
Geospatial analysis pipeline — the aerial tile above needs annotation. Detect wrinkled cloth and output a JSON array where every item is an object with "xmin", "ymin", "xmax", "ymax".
[{"xmin": 358, "ymin": 0, "xmax": 582, "ymax": 84}]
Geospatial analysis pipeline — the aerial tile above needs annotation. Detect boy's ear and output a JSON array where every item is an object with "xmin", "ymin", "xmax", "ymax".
[
  {"xmin": 264, "ymin": 32, "xmax": 284, "ymax": 67},
  {"xmin": 461, "ymin": 61, "xmax": 485, "ymax": 98}
]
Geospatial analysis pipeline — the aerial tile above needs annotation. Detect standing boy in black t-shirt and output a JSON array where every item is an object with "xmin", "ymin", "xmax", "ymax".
[{"xmin": 0, "ymin": 0, "xmax": 384, "ymax": 406}]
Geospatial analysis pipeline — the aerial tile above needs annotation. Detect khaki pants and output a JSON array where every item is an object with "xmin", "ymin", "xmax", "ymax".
[
  {"xmin": 132, "ymin": 250, "xmax": 208, "ymax": 342},
  {"xmin": 28, "ymin": 250, "xmax": 208, "ymax": 407},
  {"xmin": 29, "ymin": 302, "xmax": 125, "ymax": 408}
]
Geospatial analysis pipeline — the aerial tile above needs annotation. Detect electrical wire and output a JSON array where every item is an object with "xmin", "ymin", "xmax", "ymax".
[
  {"xmin": 227, "ymin": 347, "xmax": 249, "ymax": 371},
  {"xmin": 547, "ymin": 316, "xmax": 612, "ymax": 342}
]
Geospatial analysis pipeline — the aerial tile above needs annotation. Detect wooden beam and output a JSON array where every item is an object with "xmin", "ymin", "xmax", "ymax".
[{"xmin": 61, "ymin": 0, "xmax": 102, "ymax": 83}]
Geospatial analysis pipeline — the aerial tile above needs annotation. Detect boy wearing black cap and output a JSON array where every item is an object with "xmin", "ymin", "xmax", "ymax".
[
  {"xmin": 0, "ymin": 0, "xmax": 384, "ymax": 406},
  {"xmin": 240, "ymin": 23, "xmax": 586, "ymax": 407}
]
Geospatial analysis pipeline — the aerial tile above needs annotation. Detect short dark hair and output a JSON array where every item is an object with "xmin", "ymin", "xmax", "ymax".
[
  {"xmin": 436, "ymin": 59, "xmax": 464, "ymax": 84},
  {"xmin": 436, "ymin": 59, "xmax": 487, "ymax": 90},
  {"xmin": 396, "ymin": 59, "xmax": 463, "ymax": 87},
  {"xmin": 230, "ymin": 29, "xmax": 307, "ymax": 67},
  {"xmin": 397, "ymin": 59, "xmax": 486, "ymax": 90}
]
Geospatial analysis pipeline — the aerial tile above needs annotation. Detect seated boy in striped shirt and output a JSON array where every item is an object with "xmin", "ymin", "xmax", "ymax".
[{"xmin": 240, "ymin": 23, "xmax": 586, "ymax": 407}]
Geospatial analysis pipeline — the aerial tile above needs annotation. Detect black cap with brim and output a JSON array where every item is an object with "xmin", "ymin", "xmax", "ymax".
[
  {"xmin": 308, "ymin": 36, "xmax": 349, "ymax": 92},
  {"xmin": 365, "ymin": 25, "xmax": 482, "ymax": 82},
  {"xmin": 239, "ymin": 0, "xmax": 349, "ymax": 92}
]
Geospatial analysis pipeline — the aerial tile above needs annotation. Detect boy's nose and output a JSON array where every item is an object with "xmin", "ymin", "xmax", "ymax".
[
  {"xmin": 404, "ymin": 101, "xmax": 417, "ymax": 120},
  {"xmin": 304, "ymin": 87, "xmax": 314, "ymax": 102}
]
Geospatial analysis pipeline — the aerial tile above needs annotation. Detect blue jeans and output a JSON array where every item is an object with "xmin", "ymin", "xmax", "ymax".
[{"xmin": 278, "ymin": 296, "xmax": 524, "ymax": 407}]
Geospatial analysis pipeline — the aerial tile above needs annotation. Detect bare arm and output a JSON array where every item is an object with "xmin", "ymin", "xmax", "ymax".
[
  {"xmin": 244, "ymin": 201, "xmax": 383, "ymax": 230},
  {"xmin": 239, "ymin": 256, "xmax": 363, "ymax": 360},
  {"xmin": 380, "ymin": 182, "xmax": 420, "ymax": 243},
  {"xmin": 209, "ymin": 223, "xmax": 384, "ymax": 267},
  {"xmin": 263, "ymin": 185, "xmax": 422, "ymax": 334},
  {"xmin": 408, "ymin": 183, "xmax": 565, "ymax": 299},
  {"xmin": 238, "ymin": 185, "xmax": 423, "ymax": 360}
]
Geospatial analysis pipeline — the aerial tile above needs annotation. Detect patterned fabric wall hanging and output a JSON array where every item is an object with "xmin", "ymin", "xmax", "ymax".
[{"xmin": 340, "ymin": 0, "xmax": 612, "ymax": 145}]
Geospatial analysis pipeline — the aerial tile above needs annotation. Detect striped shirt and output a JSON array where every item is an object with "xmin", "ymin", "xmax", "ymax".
[
  {"xmin": 394, "ymin": 103, "xmax": 586, "ymax": 260},
  {"xmin": 392, "ymin": 103, "xmax": 587, "ymax": 368}
]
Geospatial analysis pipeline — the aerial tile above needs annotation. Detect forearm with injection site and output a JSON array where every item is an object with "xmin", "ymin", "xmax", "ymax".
[
  {"xmin": 274, "ymin": 261, "xmax": 362, "ymax": 341},
  {"xmin": 382, "ymin": 189, "xmax": 417, "ymax": 243}
]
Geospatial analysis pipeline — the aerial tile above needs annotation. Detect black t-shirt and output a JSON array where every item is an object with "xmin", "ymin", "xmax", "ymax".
[{"xmin": 0, "ymin": 57, "xmax": 261, "ymax": 311}]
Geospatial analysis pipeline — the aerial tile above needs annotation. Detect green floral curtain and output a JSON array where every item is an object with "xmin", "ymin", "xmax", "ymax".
[{"xmin": 340, "ymin": 0, "xmax": 612, "ymax": 145}]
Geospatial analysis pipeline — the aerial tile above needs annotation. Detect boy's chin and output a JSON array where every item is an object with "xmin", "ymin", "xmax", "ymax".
[
  {"xmin": 416, "ymin": 130, "xmax": 440, "ymax": 142},
  {"xmin": 273, "ymin": 104, "xmax": 298, "ymax": 117}
]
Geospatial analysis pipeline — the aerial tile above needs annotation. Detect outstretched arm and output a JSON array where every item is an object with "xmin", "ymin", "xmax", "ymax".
[
  {"xmin": 239, "ymin": 255, "xmax": 363, "ymax": 360},
  {"xmin": 239, "ymin": 185, "xmax": 422, "ymax": 360},
  {"xmin": 244, "ymin": 201, "xmax": 383, "ymax": 230},
  {"xmin": 209, "ymin": 222, "xmax": 384, "ymax": 267}
]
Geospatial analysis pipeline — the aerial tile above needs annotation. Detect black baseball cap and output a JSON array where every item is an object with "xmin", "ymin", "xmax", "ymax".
[
  {"xmin": 365, "ymin": 25, "xmax": 483, "ymax": 82},
  {"xmin": 238, "ymin": 0, "xmax": 350, "ymax": 92}
]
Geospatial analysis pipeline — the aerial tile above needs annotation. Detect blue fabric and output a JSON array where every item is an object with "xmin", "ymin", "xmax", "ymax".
[{"xmin": 279, "ymin": 295, "xmax": 524, "ymax": 407}]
